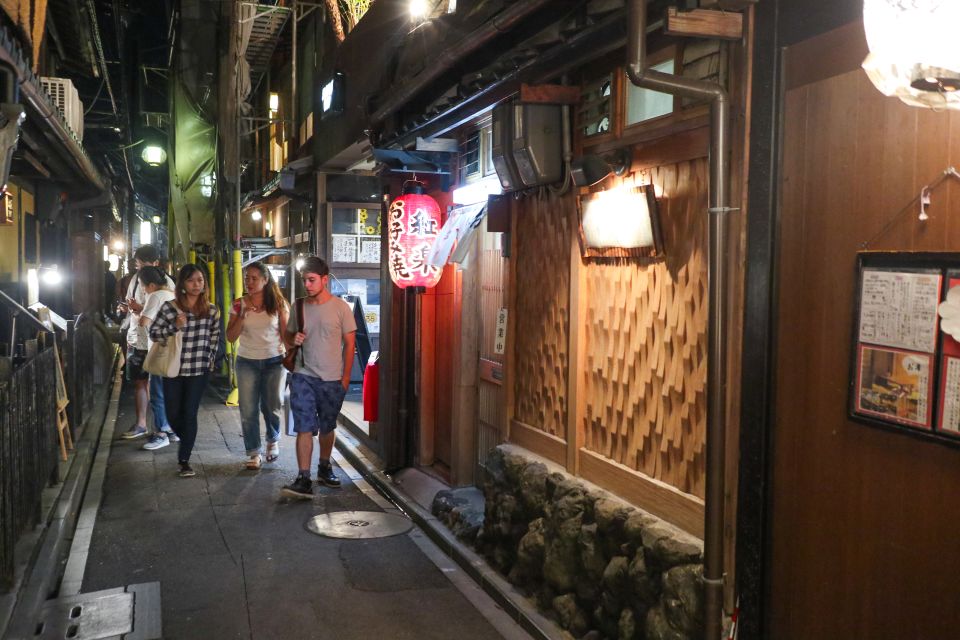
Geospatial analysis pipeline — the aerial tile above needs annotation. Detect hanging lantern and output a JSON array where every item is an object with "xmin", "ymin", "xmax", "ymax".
[
  {"xmin": 862, "ymin": 0, "xmax": 960, "ymax": 110},
  {"xmin": 388, "ymin": 181, "xmax": 443, "ymax": 289}
]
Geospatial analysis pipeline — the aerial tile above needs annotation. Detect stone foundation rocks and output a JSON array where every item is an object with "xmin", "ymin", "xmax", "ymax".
[{"xmin": 433, "ymin": 445, "xmax": 705, "ymax": 640}]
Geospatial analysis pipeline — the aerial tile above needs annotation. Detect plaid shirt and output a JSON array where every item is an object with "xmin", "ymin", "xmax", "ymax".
[{"xmin": 149, "ymin": 301, "xmax": 221, "ymax": 376}]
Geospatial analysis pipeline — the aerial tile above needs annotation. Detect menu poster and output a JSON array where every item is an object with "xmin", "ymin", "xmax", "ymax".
[
  {"xmin": 332, "ymin": 236, "xmax": 358, "ymax": 263},
  {"xmin": 855, "ymin": 344, "xmax": 933, "ymax": 429},
  {"xmin": 358, "ymin": 239, "xmax": 381, "ymax": 264},
  {"xmin": 937, "ymin": 275, "xmax": 960, "ymax": 436},
  {"xmin": 858, "ymin": 269, "xmax": 942, "ymax": 354}
]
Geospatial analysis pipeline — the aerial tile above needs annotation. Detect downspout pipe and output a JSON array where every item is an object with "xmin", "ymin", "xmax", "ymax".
[
  {"xmin": 370, "ymin": 0, "xmax": 552, "ymax": 125},
  {"xmin": 624, "ymin": 1, "xmax": 730, "ymax": 639}
]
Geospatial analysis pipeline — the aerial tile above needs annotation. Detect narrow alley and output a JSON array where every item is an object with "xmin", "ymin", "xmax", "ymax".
[
  {"xmin": 72, "ymin": 370, "xmax": 526, "ymax": 640},
  {"xmin": 4, "ymin": 1, "xmax": 960, "ymax": 639}
]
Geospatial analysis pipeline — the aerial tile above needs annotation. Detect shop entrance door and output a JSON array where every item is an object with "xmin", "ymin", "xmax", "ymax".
[{"xmin": 476, "ymin": 217, "xmax": 508, "ymax": 479}]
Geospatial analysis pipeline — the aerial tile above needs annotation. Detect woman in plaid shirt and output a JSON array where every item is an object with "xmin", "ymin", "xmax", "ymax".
[{"xmin": 149, "ymin": 263, "xmax": 221, "ymax": 477}]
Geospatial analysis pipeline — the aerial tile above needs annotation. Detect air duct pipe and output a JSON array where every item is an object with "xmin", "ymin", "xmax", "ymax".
[{"xmin": 624, "ymin": 1, "xmax": 731, "ymax": 639}]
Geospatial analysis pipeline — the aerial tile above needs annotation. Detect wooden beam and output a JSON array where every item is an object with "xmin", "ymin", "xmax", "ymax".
[
  {"xmin": 579, "ymin": 448, "xmax": 705, "ymax": 537},
  {"xmin": 520, "ymin": 83, "xmax": 581, "ymax": 105},
  {"xmin": 510, "ymin": 419, "xmax": 566, "ymax": 466},
  {"xmin": 664, "ymin": 7, "xmax": 743, "ymax": 41}
]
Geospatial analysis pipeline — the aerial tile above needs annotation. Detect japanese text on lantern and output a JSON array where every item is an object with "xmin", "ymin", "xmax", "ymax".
[{"xmin": 388, "ymin": 193, "xmax": 443, "ymax": 289}]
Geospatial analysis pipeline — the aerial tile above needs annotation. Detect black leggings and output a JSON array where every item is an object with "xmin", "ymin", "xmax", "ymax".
[{"xmin": 163, "ymin": 373, "xmax": 209, "ymax": 463}]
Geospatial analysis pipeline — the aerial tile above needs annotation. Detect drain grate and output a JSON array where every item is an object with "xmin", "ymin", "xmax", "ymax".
[
  {"xmin": 32, "ymin": 592, "xmax": 133, "ymax": 640},
  {"xmin": 305, "ymin": 510, "xmax": 413, "ymax": 539}
]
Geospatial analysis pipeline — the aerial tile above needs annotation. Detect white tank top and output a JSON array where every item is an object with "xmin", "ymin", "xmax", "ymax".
[{"xmin": 233, "ymin": 300, "xmax": 285, "ymax": 360}]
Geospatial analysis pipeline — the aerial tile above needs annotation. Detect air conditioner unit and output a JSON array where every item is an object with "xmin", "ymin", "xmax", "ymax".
[
  {"xmin": 491, "ymin": 103, "xmax": 522, "ymax": 191},
  {"xmin": 40, "ymin": 77, "xmax": 84, "ymax": 143},
  {"xmin": 512, "ymin": 103, "xmax": 562, "ymax": 187}
]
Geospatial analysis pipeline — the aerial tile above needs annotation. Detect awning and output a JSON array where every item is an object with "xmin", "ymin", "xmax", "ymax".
[{"xmin": 428, "ymin": 202, "xmax": 487, "ymax": 268}]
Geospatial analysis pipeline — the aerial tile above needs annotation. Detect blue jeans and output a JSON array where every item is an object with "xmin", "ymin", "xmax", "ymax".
[
  {"xmin": 236, "ymin": 355, "xmax": 285, "ymax": 455},
  {"xmin": 149, "ymin": 374, "xmax": 169, "ymax": 433},
  {"xmin": 163, "ymin": 373, "xmax": 210, "ymax": 464}
]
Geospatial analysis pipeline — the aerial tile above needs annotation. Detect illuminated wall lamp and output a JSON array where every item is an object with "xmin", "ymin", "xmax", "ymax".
[
  {"xmin": 577, "ymin": 184, "xmax": 664, "ymax": 260},
  {"xmin": 862, "ymin": 0, "xmax": 960, "ymax": 110}
]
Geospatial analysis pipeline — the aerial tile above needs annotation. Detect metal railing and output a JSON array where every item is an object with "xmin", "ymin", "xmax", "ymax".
[
  {"xmin": 0, "ymin": 348, "xmax": 58, "ymax": 590},
  {"xmin": 65, "ymin": 313, "xmax": 112, "ymax": 432}
]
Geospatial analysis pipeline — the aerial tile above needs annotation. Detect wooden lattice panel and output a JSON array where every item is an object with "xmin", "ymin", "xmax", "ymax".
[
  {"xmin": 583, "ymin": 160, "xmax": 708, "ymax": 498},
  {"xmin": 513, "ymin": 192, "xmax": 572, "ymax": 438}
]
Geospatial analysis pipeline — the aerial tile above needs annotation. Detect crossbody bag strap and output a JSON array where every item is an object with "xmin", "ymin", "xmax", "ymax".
[{"xmin": 296, "ymin": 298, "xmax": 305, "ymax": 366}]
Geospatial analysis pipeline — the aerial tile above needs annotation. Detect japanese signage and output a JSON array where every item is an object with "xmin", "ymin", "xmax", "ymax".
[
  {"xmin": 494, "ymin": 308, "xmax": 508, "ymax": 355},
  {"xmin": 387, "ymin": 191, "xmax": 443, "ymax": 289},
  {"xmin": 851, "ymin": 256, "xmax": 960, "ymax": 442}
]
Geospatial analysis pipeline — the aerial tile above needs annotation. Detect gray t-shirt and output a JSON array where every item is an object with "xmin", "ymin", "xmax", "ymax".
[{"xmin": 286, "ymin": 296, "xmax": 357, "ymax": 380}]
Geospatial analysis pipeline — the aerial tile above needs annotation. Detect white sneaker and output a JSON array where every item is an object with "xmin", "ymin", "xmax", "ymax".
[
  {"xmin": 143, "ymin": 433, "xmax": 170, "ymax": 451},
  {"xmin": 245, "ymin": 454, "xmax": 262, "ymax": 470}
]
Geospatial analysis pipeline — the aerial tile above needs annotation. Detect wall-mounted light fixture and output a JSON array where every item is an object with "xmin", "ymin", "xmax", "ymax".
[
  {"xmin": 578, "ymin": 183, "xmax": 664, "ymax": 260},
  {"xmin": 40, "ymin": 264, "xmax": 63, "ymax": 286},
  {"xmin": 863, "ymin": 0, "xmax": 960, "ymax": 109},
  {"xmin": 320, "ymin": 72, "xmax": 345, "ymax": 119},
  {"xmin": 570, "ymin": 149, "xmax": 631, "ymax": 187},
  {"xmin": 251, "ymin": 209, "xmax": 262, "ymax": 221},
  {"xmin": 152, "ymin": 214, "xmax": 161, "ymax": 224},
  {"xmin": 269, "ymin": 92, "xmax": 279, "ymax": 113}
]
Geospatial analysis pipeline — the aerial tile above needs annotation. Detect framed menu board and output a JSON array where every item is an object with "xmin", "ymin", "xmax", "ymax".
[{"xmin": 850, "ymin": 253, "xmax": 960, "ymax": 445}]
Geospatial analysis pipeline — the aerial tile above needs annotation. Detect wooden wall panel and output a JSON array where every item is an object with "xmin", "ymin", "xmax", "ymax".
[
  {"xmin": 582, "ymin": 160, "xmax": 709, "ymax": 498},
  {"xmin": 512, "ymin": 192, "xmax": 573, "ymax": 439},
  {"xmin": 770, "ymin": 60, "xmax": 960, "ymax": 638}
]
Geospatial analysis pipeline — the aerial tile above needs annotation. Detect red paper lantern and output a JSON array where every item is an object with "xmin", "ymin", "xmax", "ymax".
[{"xmin": 388, "ymin": 182, "xmax": 443, "ymax": 289}]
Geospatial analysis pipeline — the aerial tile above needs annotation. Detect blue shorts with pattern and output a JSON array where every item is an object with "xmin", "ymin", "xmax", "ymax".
[{"xmin": 290, "ymin": 373, "xmax": 346, "ymax": 435}]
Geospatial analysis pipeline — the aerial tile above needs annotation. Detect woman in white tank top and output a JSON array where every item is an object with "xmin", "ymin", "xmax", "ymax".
[{"xmin": 226, "ymin": 262, "xmax": 289, "ymax": 469}]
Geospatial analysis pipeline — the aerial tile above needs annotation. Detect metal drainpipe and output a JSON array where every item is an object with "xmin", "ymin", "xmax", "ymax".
[
  {"xmin": 370, "ymin": 0, "xmax": 553, "ymax": 125},
  {"xmin": 624, "ymin": 1, "xmax": 730, "ymax": 639}
]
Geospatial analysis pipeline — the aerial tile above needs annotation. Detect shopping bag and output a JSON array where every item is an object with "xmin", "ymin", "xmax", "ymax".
[{"xmin": 143, "ymin": 329, "xmax": 182, "ymax": 377}]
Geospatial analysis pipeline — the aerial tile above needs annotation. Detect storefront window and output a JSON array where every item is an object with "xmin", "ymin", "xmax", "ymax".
[{"xmin": 330, "ymin": 205, "xmax": 381, "ymax": 265}]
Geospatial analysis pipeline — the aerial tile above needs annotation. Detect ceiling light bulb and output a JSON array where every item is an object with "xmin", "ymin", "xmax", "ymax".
[
  {"xmin": 251, "ymin": 210, "xmax": 262, "ymax": 221},
  {"xmin": 409, "ymin": 0, "xmax": 428, "ymax": 19}
]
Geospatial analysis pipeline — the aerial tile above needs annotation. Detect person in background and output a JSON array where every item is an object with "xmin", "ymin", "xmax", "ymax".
[
  {"xmin": 149, "ymin": 264, "xmax": 221, "ymax": 478},
  {"xmin": 137, "ymin": 266, "xmax": 180, "ymax": 451},
  {"xmin": 281, "ymin": 257, "xmax": 356, "ymax": 499},
  {"xmin": 226, "ymin": 262, "xmax": 289, "ymax": 470},
  {"xmin": 120, "ymin": 245, "xmax": 169, "ymax": 440}
]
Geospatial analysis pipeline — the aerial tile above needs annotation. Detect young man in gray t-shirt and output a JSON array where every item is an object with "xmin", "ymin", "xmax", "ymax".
[{"xmin": 281, "ymin": 257, "xmax": 357, "ymax": 498}]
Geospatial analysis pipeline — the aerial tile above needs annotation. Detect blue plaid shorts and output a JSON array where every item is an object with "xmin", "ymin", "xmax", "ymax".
[{"xmin": 289, "ymin": 373, "xmax": 346, "ymax": 435}]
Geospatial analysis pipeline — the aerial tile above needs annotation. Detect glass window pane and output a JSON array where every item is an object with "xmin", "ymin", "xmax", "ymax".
[
  {"xmin": 625, "ymin": 59, "xmax": 675, "ymax": 125},
  {"xmin": 358, "ymin": 207, "xmax": 380, "ymax": 235},
  {"xmin": 332, "ymin": 207, "xmax": 358, "ymax": 234},
  {"xmin": 581, "ymin": 76, "xmax": 612, "ymax": 137}
]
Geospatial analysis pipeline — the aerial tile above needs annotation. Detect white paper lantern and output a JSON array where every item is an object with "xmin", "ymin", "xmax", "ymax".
[{"xmin": 863, "ymin": 0, "xmax": 960, "ymax": 109}]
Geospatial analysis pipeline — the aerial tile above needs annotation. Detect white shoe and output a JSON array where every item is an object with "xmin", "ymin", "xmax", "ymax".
[
  {"xmin": 245, "ymin": 454, "xmax": 262, "ymax": 470},
  {"xmin": 142, "ymin": 433, "xmax": 169, "ymax": 450}
]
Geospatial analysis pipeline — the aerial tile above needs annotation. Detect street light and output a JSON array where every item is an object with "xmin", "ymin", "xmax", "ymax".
[{"xmin": 141, "ymin": 145, "xmax": 167, "ymax": 166}]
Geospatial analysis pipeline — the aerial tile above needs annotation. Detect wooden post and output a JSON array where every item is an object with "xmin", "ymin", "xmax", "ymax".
[{"xmin": 566, "ymin": 197, "xmax": 587, "ymax": 475}]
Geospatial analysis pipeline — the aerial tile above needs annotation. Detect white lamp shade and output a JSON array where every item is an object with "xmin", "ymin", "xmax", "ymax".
[
  {"xmin": 581, "ymin": 188, "xmax": 654, "ymax": 250},
  {"xmin": 863, "ymin": 0, "xmax": 960, "ymax": 109}
]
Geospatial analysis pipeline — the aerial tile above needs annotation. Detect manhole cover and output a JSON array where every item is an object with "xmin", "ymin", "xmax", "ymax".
[{"xmin": 305, "ymin": 510, "xmax": 413, "ymax": 539}]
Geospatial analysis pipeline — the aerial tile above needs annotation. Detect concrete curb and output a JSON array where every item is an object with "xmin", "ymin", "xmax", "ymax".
[{"xmin": 335, "ymin": 433, "xmax": 564, "ymax": 640}]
